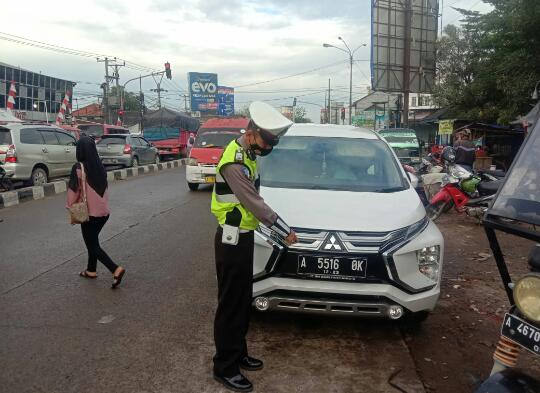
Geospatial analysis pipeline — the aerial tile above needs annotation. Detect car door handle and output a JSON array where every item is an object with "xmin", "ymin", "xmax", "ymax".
[
  {"xmin": 42, "ymin": 148, "xmax": 48, "ymax": 153},
  {"xmin": 65, "ymin": 148, "xmax": 71, "ymax": 153}
]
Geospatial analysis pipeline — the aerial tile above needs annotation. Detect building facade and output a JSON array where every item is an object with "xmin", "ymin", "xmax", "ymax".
[{"xmin": 0, "ymin": 62, "xmax": 75, "ymax": 122}]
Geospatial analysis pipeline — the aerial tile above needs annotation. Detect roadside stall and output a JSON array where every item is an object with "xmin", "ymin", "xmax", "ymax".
[
  {"xmin": 476, "ymin": 118, "xmax": 540, "ymax": 391},
  {"xmin": 142, "ymin": 108, "xmax": 200, "ymax": 159},
  {"xmin": 453, "ymin": 123, "xmax": 525, "ymax": 171}
]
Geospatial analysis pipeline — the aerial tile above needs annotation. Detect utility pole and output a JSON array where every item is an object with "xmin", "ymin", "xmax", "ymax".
[
  {"xmin": 183, "ymin": 94, "xmax": 190, "ymax": 112},
  {"xmin": 403, "ymin": 0, "xmax": 412, "ymax": 128},
  {"xmin": 328, "ymin": 78, "xmax": 331, "ymax": 124},
  {"xmin": 151, "ymin": 73, "xmax": 167, "ymax": 109},
  {"xmin": 97, "ymin": 57, "xmax": 125, "ymax": 124}
]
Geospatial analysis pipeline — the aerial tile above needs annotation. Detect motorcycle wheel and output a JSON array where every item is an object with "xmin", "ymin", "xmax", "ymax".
[{"xmin": 426, "ymin": 200, "xmax": 453, "ymax": 221}]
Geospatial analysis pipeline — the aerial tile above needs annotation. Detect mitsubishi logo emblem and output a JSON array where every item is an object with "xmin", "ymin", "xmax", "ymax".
[{"xmin": 323, "ymin": 234, "xmax": 342, "ymax": 251}]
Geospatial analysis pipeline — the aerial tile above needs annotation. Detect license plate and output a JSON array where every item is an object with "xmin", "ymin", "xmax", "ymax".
[
  {"xmin": 501, "ymin": 313, "xmax": 540, "ymax": 356},
  {"xmin": 297, "ymin": 255, "xmax": 367, "ymax": 281},
  {"xmin": 205, "ymin": 176, "xmax": 216, "ymax": 183},
  {"xmin": 102, "ymin": 159, "xmax": 116, "ymax": 164}
]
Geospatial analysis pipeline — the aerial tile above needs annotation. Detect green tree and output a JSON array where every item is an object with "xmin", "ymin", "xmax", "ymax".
[
  {"xmin": 235, "ymin": 105, "xmax": 250, "ymax": 118},
  {"xmin": 294, "ymin": 106, "xmax": 312, "ymax": 123},
  {"xmin": 434, "ymin": 0, "xmax": 540, "ymax": 123},
  {"xmin": 110, "ymin": 86, "xmax": 143, "ymax": 111}
]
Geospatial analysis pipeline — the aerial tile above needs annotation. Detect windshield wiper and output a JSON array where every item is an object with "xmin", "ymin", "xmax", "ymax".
[{"xmin": 373, "ymin": 186, "xmax": 407, "ymax": 193}]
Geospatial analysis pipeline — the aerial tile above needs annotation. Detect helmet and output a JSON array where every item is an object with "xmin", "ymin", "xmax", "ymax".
[
  {"xmin": 249, "ymin": 101, "xmax": 293, "ymax": 146},
  {"xmin": 441, "ymin": 146, "xmax": 456, "ymax": 163}
]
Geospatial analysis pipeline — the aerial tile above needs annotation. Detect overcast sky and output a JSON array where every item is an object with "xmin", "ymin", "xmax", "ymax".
[{"xmin": 1, "ymin": 0, "xmax": 491, "ymax": 122}]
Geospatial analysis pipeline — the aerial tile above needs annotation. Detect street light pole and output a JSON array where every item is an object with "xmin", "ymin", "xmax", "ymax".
[{"xmin": 323, "ymin": 38, "xmax": 366, "ymax": 125}]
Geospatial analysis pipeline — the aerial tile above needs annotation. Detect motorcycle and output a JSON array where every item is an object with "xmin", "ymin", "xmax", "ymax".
[
  {"xmin": 0, "ymin": 162, "xmax": 14, "ymax": 191},
  {"xmin": 425, "ymin": 147, "xmax": 502, "ymax": 221},
  {"xmin": 476, "ymin": 118, "xmax": 540, "ymax": 392}
]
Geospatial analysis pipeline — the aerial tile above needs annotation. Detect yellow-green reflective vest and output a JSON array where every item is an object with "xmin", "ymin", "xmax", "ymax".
[{"xmin": 211, "ymin": 140, "xmax": 260, "ymax": 231}]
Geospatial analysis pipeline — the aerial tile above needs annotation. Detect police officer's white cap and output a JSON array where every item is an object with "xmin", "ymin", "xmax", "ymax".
[{"xmin": 249, "ymin": 101, "xmax": 293, "ymax": 146}]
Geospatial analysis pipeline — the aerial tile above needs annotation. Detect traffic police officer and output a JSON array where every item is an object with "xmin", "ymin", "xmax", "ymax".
[{"xmin": 211, "ymin": 101, "xmax": 298, "ymax": 392}]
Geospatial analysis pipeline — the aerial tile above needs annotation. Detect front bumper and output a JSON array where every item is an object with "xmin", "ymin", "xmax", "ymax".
[
  {"xmin": 252, "ymin": 219, "xmax": 444, "ymax": 315},
  {"xmin": 186, "ymin": 164, "xmax": 216, "ymax": 184}
]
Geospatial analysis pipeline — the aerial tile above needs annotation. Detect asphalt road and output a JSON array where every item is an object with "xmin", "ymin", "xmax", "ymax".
[{"xmin": 0, "ymin": 168, "xmax": 425, "ymax": 393}]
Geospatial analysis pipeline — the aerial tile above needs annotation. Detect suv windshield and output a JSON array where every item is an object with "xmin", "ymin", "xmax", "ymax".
[
  {"xmin": 194, "ymin": 130, "xmax": 240, "ymax": 148},
  {"xmin": 259, "ymin": 136, "xmax": 407, "ymax": 192},
  {"xmin": 78, "ymin": 124, "xmax": 104, "ymax": 137},
  {"xmin": 97, "ymin": 136, "xmax": 127, "ymax": 145}
]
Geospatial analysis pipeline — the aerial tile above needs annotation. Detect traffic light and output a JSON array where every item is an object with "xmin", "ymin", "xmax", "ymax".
[
  {"xmin": 165, "ymin": 62, "xmax": 172, "ymax": 79},
  {"xmin": 341, "ymin": 107, "xmax": 346, "ymax": 120},
  {"xmin": 293, "ymin": 97, "xmax": 297, "ymax": 106}
]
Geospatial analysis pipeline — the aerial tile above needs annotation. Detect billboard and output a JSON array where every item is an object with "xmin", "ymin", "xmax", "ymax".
[
  {"xmin": 352, "ymin": 110, "xmax": 388, "ymax": 130},
  {"xmin": 188, "ymin": 72, "xmax": 218, "ymax": 113},
  {"xmin": 217, "ymin": 86, "xmax": 234, "ymax": 116},
  {"xmin": 371, "ymin": 0, "xmax": 438, "ymax": 94}
]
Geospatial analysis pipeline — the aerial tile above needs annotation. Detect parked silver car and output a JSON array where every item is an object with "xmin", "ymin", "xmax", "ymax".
[
  {"xmin": 0, "ymin": 122, "xmax": 77, "ymax": 185},
  {"xmin": 96, "ymin": 134, "xmax": 159, "ymax": 168}
]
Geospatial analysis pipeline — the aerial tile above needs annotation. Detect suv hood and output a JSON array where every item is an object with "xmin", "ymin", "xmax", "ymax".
[{"xmin": 260, "ymin": 186, "xmax": 426, "ymax": 232}]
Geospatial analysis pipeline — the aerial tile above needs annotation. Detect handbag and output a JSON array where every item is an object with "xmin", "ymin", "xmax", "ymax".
[{"xmin": 68, "ymin": 163, "xmax": 90, "ymax": 224}]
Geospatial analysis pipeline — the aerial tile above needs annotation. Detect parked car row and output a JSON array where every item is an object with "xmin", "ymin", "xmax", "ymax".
[{"xmin": 0, "ymin": 121, "xmax": 158, "ymax": 186}]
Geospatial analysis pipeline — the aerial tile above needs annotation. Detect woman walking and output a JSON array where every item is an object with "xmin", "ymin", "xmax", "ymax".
[{"xmin": 67, "ymin": 136, "xmax": 126, "ymax": 288}]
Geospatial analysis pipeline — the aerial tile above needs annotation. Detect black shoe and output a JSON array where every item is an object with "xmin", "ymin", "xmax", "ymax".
[
  {"xmin": 213, "ymin": 373, "xmax": 253, "ymax": 392},
  {"xmin": 239, "ymin": 356, "xmax": 264, "ymax": 371}
]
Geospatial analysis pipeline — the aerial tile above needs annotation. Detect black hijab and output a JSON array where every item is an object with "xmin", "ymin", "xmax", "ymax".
[{"xmin": 68, "ymin": 136, "xmax": 108, "ymax": 197}]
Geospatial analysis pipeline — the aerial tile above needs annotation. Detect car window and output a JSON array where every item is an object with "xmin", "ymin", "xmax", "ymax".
[
  {"xmin": 112, "ymin": 128, "xmax": 129, "ymax": 134},
  {"xmin": 130, "ymin": 137, "xmax": 141, "ymax": 146},
  {"xmin": 78, "ymin": 124, "xmax": 104, "ymax": 137},
  {"xmin": 194, "ymin": 130, "xmax": 239, "ymax": 148},
  {"xmin": 97, "ymin": 136, "xmax": 126, "ymax": 145},
  {"xmin": 0, "ymin": 128, "xmax": 12, "ymax": 145},
  {"xmin": 20, "ymin": 128, "xmax": 45, "ymax": 144},
  {"xmin": 56, "ymin": 131, "xmax": 76, "ymax": 146},
  {"xmin": 40, "ymin": 130, "xmax": 60, "ymax": 145},
  {"xmin": 259, "ymin": 136, "xmax": 408, "ymax": 193},
  {"xmin": 141, "ymin": 138, "xmax": 151, "ymax": 146}
]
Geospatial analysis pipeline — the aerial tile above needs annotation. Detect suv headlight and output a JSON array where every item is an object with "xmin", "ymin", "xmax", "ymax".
[
  {"xmin": 186, "ymin": 157, "xmax": 198, "ymax": 166},
  {"xmin": 417, "ymin": 246, "xmax": 441, "ymax": 281},
  {"xmin": 514, "ymin": 274, "xmax": 540, "ymax": 323}
]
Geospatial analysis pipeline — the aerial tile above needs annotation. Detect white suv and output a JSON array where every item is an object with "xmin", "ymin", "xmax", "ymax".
[{"xmin": 253, "ymin": 124, "xmax": 444, "ymax": 321}]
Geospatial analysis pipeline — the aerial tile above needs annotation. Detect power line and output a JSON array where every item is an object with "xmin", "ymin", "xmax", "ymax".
[{"xmin": 232, "ymin": 60, "xmax": 348, "ymax": 88}]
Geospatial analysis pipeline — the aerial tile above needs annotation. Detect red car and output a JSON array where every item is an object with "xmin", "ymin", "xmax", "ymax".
[{"xmin": 185, "ymin": 117, "xmax": 250, "ymax": 191}]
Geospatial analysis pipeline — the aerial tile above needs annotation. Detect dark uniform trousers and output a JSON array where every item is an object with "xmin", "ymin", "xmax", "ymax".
[{"xmin": 213, "ymin": 227, "xmax": 255, "ymax": 377}]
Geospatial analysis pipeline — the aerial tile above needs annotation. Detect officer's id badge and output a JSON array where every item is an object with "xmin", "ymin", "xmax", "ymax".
[
  {"xmin": 241, "ymin": 166, "xmax": 250, "ymax": 178},
  {"xmin": 235, "ymin": 149, "xmax": 244, "ymax": 163}
]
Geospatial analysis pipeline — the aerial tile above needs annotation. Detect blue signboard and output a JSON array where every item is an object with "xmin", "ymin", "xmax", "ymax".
[
  {"xmin": 188, "ymin": 72, "xmax": 218, "ymax": 113},
  {"xmin": 217, "ymin": 86, "xmax": 234, "ymax": 116}
]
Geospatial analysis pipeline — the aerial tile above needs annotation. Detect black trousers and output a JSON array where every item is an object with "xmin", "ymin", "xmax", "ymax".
[
  {"xmin": 213, "ymin": 227, "xmax": 254, "ymax": 377},
  {"xmin": 80, "ymin": 215, "xmax": 118, "ymax": 274}
]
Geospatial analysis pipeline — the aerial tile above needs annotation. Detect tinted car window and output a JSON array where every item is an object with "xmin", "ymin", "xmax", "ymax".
[
  {"xmin": 41, "ymin": 130, "xmax": 60, "ymax": 145},
  {"xmin": 20, "ymin": 128, "xmax": 45, "ymax": 144},
  {"xmin": 97, "ymin": 136, "xmax": 127, "ymax": 145},
  {"xmin": 259, "ymin": 136, "xmax": 407, "ymax": 193},
  {"xmin": 78, "ymin": 124, "xmax": 104, "ymax": 137},
  {"xmin": 0, "ymin": 129, "xmax": 12, "ymax": 144},
  {"xmin": 111, "ymin": 128, "xmax": 129, "ymax": 134},
  {"xmin": 56, "ymin": 131, "xmax": 76, "ymax": 146},
  {"xmin": 131, "ymin": 137, "xmax": 142, "ymax": 146}
]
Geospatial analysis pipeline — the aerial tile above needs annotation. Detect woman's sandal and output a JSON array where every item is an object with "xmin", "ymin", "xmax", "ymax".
[
  {"xmin": 80, "ymin": 270, "xmax": 97, "ymax": 279},
  {"xmin": 111, "ymin": 267, "xmax": 126, "ymax": 289}
]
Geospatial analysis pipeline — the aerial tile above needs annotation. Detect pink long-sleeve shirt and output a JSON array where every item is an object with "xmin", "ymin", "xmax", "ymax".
[{"xmin": 66, "ymin": 168, "xmax": 110, "ymax": 217}]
